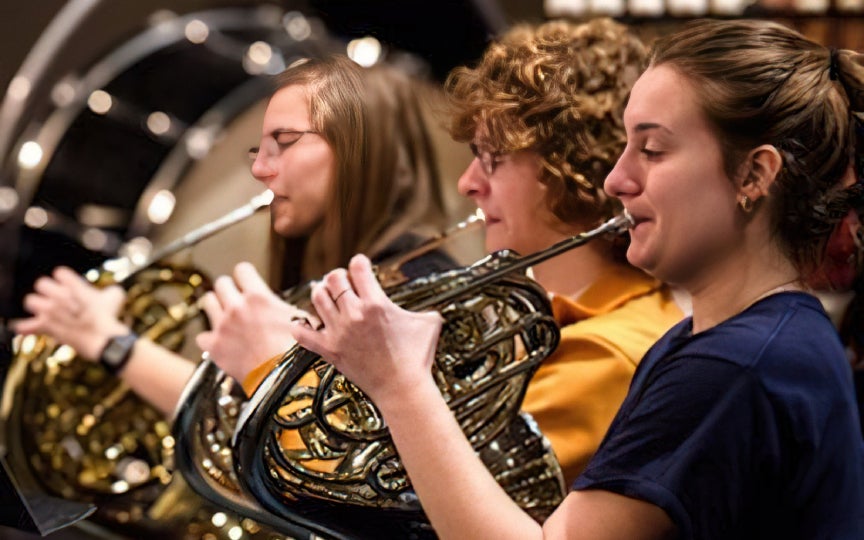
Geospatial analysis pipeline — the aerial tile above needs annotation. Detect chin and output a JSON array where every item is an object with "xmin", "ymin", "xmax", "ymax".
[
  {"xmin": 625, "ymin": 245, "xmax": 656, "ymax": 276},
  {"xmin": 271, "ymin": 217, "xmax": 300, "ymax": 238}
]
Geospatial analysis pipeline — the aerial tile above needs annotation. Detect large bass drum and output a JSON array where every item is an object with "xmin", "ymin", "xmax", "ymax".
[{"xmin": 1, "ymin": 5, "xmax": 342, "ymax": 539}]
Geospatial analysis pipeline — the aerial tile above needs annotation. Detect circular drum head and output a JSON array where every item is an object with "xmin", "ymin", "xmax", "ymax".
[{"xmin": 2, "ymin": 6, "xmax": 344, "ymax": 539}]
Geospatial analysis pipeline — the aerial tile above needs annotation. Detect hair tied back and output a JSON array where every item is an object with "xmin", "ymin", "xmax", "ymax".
[{"xmin": 830, "ymin": 47, "xmax": 840, "ymax": 81}]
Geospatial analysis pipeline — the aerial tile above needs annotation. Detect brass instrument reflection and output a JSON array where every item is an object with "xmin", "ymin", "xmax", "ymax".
[
  {"xmin": 3, "ymin": 190, "xmax": 285, "ymax": 539},
  {"xmin": 173, "ymin": 212, "xmax": 633, "ymax": 539}
]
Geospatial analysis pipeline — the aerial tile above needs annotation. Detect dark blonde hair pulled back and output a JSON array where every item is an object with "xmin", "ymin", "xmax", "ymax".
[{"xmin": 650, "ymin": 18, "xmax": 864, "ymax": 272}]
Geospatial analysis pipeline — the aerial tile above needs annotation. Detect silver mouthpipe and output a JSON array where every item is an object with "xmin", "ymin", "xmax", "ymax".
[
  {"xmin": 411, "ymin": 210, "xmax": 633, "ymax": 310},
  {"xmin": 113, "ymin": 190, "xmax": 274, "ymax": 283},
  {"xmin": 606, "ymin": 210, "xmax": 635, "ymax": 235},
  {"xmin": 145, "ymin": 190, "xmax": 273, "ymax": 263}
]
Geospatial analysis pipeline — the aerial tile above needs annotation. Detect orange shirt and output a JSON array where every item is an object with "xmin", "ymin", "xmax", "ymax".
[
  {"xmin": 522, "ymin": 265, "xmax": 683, "ymax": 486},
  {"xmin": 244, "ymin": 353, "xmax": 281, "ymax": 395}
]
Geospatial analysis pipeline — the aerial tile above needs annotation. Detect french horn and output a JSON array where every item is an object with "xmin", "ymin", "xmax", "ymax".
[
  {"xmin": 2, "ymin": 190, "xmax": 278, "ymax": 538},
  {"xmin": 172, "ymin": 212, "xmax": 633, "ymax": 539}
]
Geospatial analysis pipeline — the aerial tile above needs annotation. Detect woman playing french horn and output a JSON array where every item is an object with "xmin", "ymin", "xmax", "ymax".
[
  {"xmin": 292, "ymin": 18, "xmax": 864, "ymax": 539},
  {"xmin": 14, "ymin": 54, "xmax": 454, "ymax": 417},
  {"xmin": 443, "ymin": 18, "xmax": 684, "ymax": 486},
  {"xmin": 12, "ymin": 54, "xmax": 457, "ymax": 540}
]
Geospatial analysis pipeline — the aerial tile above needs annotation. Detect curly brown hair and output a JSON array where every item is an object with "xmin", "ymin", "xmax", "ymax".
[{"xmin": 444, "ymin": 17, "xmax": 646, "ymax": 227}]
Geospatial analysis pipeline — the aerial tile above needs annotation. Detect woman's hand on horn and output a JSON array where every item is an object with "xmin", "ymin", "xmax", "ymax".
[
  {"xmin": 291, "ymin": 254, "xmax": 443, "ymax": 409},
  {"xmin": 15, "ymin": 266, "xmax": 129, "ymax": 360},
  {"xmin": 197, "ymin": 261, "xmax": 315, "ymax": 383}
]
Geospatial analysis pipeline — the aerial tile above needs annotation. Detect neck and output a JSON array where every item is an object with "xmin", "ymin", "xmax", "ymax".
[{"xmin": 686, "ymin": 237, "xmax": 802, "ymax": 334}]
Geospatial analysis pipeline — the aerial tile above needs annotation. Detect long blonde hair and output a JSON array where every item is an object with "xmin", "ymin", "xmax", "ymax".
[{"xmin": 267, "ymin": 55, "xmax": 448, "ymax": 287}]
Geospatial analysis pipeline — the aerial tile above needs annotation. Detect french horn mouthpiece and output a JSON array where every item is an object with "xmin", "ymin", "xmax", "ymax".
[{"xmin": 619, "ymin": 209, "xmax": 635, "ymax": 230}]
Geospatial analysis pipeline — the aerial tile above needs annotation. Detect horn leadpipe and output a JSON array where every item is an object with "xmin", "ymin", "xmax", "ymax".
[
  {"xmin": 278, "ymin": 209, "xmax": 486, "ymax": 302},
  {"xmin": 411, "ymin": 211, "xmax": 634, "ymax": 311},
  {"xmin": 374, "ymin": 210, "xmax": 485, "ymax": 288},
  {"xmin": 114, "ymin": 189, "xmax": 274, "ymax": 283}
]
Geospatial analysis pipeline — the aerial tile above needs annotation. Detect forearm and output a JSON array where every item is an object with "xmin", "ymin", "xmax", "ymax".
[
  {"xmin": 118, "ymin": 338, "xmax": 196, "ymax": 417},
  {"xmin": 378, "ymin": 379, "xmax": 543, "ymax": 540}
]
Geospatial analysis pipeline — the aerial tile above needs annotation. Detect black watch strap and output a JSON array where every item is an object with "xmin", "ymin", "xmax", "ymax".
[{"xmin": 98, "ymin": 332, "xmax": 138, "ymax": 375}]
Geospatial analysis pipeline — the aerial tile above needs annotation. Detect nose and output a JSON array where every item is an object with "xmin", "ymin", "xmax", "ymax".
[
  {"xmin": 457, "ymin": 158, "xmax": 489, "ymax": 199},
  {"xmin": 250, "ymin": 152, "xmax": 276, "ymax": 183},
  {"xmin": 604, "ymin": 151, "xmax": 641, "ymax": 200}
]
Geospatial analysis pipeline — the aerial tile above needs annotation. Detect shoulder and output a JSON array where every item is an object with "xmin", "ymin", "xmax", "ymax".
[
  {"xmin": 677, "ymin": 292, "xmax": 840, "ymax": 370},
  {"xmin": 571, "ymin": 284, "xmax": 683, "ymax": 335},
  {"xmin": 635, "ymin": 292, "xmax": 846, "ymax": 402},
  {"xmin": 639, "ymin": 292, "xmax": 856, "ymax": 444}
]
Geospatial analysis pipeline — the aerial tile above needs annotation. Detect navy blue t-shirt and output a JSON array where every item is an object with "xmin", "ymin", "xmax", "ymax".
[{"xmin": 573, "ymin": 291, "xmax": 864, "ymax": 539}]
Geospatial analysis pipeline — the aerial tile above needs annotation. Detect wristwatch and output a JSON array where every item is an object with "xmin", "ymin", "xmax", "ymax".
[{"xmin": 98, "ymin": 332, "xmax": 138, "ymax": 375}]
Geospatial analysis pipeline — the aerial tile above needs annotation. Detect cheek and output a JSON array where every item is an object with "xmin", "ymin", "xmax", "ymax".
[
  {"xmin": 652, "ymin": 157, "xmax": 728, "ymax": 216},
  {"xmin": 306, "ymin": 183, "xmax": 331, "ymax": 220},
  {"xmin": 658, "ymin": 178, "xmax": 737, "ymax": 268},
  {"xmin": 292, "ymin": 148, "xmax": 334, "ymax": 197},
  {"xmin": 515, "ymin": 178, "xmax": 549, "ymax": 217}
]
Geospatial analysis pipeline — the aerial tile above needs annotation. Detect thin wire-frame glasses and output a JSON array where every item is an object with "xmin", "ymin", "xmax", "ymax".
[
  {"xmin": 248, "ymin": 129, "xmax": 319, "ymax": 162},
  {"xmin": 469, "ymin": 142, "xmax": 502, "ymax": 176}
]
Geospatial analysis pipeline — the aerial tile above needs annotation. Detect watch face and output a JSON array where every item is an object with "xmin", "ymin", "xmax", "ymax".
[{"xmin": 101, "ymin": 333, "xmax": 136, "ymax": 371}]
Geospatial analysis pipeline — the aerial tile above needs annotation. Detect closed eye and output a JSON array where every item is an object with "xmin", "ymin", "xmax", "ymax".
[
  {"xmin": 274, "ymin": 129, "xmax": 316, "ymax": 148},
  {"xmin": 640, "ymin": 148, "xmax": 663, "ymax": 159},
  {"xmin": 274, "ymin": 133, "xmax": 303, "ymax": 148}
]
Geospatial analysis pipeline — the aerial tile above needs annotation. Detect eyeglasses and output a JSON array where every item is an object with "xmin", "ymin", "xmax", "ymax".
[
  {"xmin": 469, "ymin": 142, "xmax": 503, "ymax": 177},
  {"xmin": 248, "ymin": 129, "xmax": 319, "ymax": 162}
]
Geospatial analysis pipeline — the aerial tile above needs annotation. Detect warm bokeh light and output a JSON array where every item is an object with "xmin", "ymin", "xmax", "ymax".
[
  {"xmin": 146, "ymin": 111, "xmax": 171, "ymax": 136},
  {"xmin": 18, "ymin": 141, "xmax": 43, "ymax": 169},
  {"xmin": 87, "ymin": 90, "xmax": 112, "ymax": 115},
  {"xmin": 185, "ymin": 19, "xmax": 209, "ymax": 44},
  {"xmin": 347, "ymin": 36, "xmax": 382, "ymax": 67},
  {"xmin": 147, "ymin": 189, "xmax": 177, "ymax": 224}
]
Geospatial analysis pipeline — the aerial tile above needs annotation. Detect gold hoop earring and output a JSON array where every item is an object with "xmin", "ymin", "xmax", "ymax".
[{"xmin": 739, "ymin": 195, "xmax": 754, "ymax": 213}]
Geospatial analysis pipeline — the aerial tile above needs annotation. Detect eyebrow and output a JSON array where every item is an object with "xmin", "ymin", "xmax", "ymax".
[{"xmin": 633, "ymin": 122, "xmax": 673, "ymax": 135}]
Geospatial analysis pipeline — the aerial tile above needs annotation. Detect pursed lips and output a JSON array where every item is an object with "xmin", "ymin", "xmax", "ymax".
[
  {"xmin": 623, "ymin": 209, "xmax": 649, "ymax": 231},
  {"xmin": 480, "ymin": 210, "xmax": 501, "ymax": 225}
]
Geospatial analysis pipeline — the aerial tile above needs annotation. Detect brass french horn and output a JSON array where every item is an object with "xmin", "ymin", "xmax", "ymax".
[
  {"xmin": 2, "ymin": 190, "xmax": 277, "ymax": 538},
  {"xmin": 172, "ymin": 212, "xmax": 633, "ymax": 540}
]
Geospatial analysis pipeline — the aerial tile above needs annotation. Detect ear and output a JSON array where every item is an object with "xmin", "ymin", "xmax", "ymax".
[{"xmin": 738, "ymin": 144, "xmax": 783, "ymax": 203}]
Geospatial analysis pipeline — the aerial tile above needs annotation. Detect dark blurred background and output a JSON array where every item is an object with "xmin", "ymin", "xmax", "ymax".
[
  {"xmin": 2, "ymin": 0, "xmax": 863, "ymax": 324},
  {"xmin": 1, "ymin": 1, "xmax": 863, "ymax": 539},
  {"xmin": 0, "ymin": 0, "xmax": 530, "ymax": 323}
]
